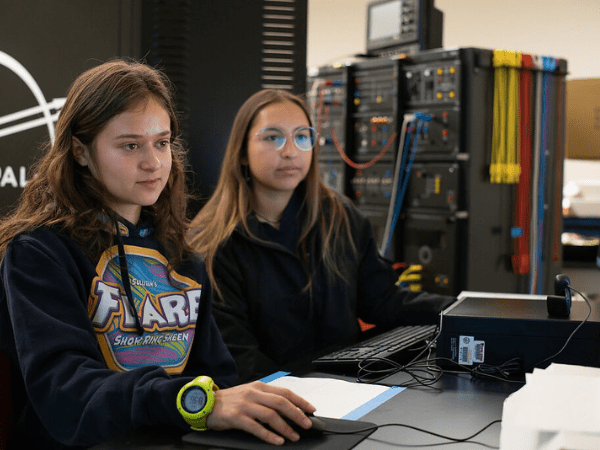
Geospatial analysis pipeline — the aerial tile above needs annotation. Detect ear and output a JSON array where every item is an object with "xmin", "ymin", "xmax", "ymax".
[{"xmin": 72, "ymin": 137, "xmax": 91, "ymax": 167}]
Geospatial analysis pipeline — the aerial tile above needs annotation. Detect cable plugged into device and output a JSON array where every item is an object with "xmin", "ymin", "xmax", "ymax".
[{"xmin": 546, "ymin": 274, "xmax": 572, "ymax": 317}]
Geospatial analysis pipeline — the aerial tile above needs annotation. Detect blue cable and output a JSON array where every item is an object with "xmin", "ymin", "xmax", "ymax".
[
  {"xmin": 383, "ymin": 113, "xmax": 433, "ymax": 257},
  {"xmin": 396, "ymin": 118, "xmax": 427, "ymax": 213},
  {"xmin": 536, "ymin": 57, "xmax": 556, "ymax": 293},
  {"xmin": 382, "ymin": 123, "xmax": 413, "ymax": 257},
  {"xmin": 536, "ymin": 71, "xmax": 547, "ymax": 293}
]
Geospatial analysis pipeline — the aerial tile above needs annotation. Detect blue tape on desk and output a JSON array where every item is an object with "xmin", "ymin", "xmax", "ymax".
[
  {"xmin": 259, "ymin": 371, "xmax": 290, "ymax": 383},
  {"xmin": 342, "ymin": 386, "xmax": 405, "ymax": 420}
]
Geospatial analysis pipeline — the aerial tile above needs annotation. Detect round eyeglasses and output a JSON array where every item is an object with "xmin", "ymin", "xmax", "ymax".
[{"xmin": 255, "ymin": 126, "xmax": 317, "ymax": 151}]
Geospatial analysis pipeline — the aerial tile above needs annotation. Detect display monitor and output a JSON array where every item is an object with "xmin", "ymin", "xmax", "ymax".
[
  {"xmin": 368, "ymin": 0, "xmax": 402, "ymax": 43},
  {"xmin": 366, "ymin": 0, "xmax": 443, "ymax": 55}
]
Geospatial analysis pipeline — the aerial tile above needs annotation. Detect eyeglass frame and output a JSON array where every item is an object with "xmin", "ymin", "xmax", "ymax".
[{"xmin": 253, "ymin": 126, "xmax": 317, "ymax": 151}]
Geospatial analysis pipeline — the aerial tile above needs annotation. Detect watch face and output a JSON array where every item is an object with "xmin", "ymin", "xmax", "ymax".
[{"xmin": 182, "ymin": 386, "xmax": 207, "ymax": 414}]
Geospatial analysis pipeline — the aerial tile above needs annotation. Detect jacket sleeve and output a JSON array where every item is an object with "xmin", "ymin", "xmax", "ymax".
[
  {"xmin": 350, "ymin": 206, "xmax": 457, "ymax": 328},
  {"xmin": 182, "ymin": 258, "xmax": 239, "ymax": 388},
  {"xmin": 2, "ymin": 234, "xmax": 192, "ymax": 447},
  {"xmin": 211, "ymin": 243, "xmax": 281, "ymax": 382}
]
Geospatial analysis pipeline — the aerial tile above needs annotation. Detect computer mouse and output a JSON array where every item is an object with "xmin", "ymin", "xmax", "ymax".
[
  {"xmin": 306, "ymin": 413, "xmax": 327, "ymax": 431},
  {"xmin": 279, "ymin": 412, "xmax": 327, "ymax": 437}
]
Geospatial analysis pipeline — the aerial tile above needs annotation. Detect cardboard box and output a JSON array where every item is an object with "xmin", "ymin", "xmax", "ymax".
[{"xmin": 566, "ymin": 79, "xmax": 600, "ymax": 160}]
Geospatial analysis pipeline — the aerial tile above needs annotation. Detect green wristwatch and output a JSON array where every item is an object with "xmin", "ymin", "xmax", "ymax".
[{"xmin": 176, "ymin": 376, "xmax": 219, "ymax": 431}]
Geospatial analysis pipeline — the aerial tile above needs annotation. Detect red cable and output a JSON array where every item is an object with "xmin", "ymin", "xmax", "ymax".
[
  {"xmin": 512, "ymin": 54, "xmax": 533, "ymax": 275},
  {"xmin": 328, "ymin": 110, "xmax": 398, "ymax": 170}
]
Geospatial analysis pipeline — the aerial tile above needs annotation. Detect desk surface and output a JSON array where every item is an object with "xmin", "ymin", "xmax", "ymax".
[
  {"xmin": 90, "ymin": 369, "xmax": 522, "ymax": 450},
  {"xmin": 354, "ymin": 370, "xmax": 521, "ymax": 449}
]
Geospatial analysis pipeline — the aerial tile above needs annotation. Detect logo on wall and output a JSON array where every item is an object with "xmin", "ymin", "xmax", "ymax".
[{"xmin": 0, "ymin": 50, "xmax": 65, "ymax": 188}]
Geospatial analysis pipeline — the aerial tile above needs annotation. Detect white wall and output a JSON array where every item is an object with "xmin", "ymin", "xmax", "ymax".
[{"xmin": 307, "ymin": 0, "xmax": 600, "ymax": 80}]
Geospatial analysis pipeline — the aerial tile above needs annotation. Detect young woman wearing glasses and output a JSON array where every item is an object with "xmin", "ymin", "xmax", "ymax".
[{"xmin": 189, "ymin": 89, "xmax": 455, "ymax": 383}]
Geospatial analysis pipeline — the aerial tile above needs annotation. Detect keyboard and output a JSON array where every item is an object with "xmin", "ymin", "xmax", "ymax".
[{"xmin": 312, "ymin": 324, "xmax": 437, "ymax": 369}]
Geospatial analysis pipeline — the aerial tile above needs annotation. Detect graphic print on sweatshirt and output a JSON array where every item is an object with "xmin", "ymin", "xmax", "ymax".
[{"xmin": 88, "ymin": 245, "xmax": 201, "ymax": 374}]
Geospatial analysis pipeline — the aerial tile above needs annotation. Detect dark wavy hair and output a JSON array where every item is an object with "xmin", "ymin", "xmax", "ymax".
[{"xmin": 0, "ymin": 58, "xmax": 192, "ymax": 269}]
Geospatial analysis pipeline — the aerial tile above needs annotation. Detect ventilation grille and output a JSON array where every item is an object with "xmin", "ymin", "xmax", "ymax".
[
  {"xmin": 146, "ymin": 0, "xmax": 192, "ymax": 139},
  {"xmin": 261, "ymin": 0, "xmax": 301, "ymax": 90}
]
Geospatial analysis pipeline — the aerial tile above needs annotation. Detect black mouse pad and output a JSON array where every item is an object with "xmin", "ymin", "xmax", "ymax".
[{"xmin": 181, "ymin": 417, "xmax": 376, "ymax": 450}]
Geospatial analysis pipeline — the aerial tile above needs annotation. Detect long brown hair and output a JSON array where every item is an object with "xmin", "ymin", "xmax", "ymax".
[
  {"xmin": 0, "ymin": 59, "xmax": 192, "ymax": 269},
  {"xmin": 189, "ymin": 89, "xmax": 356, "ymax": 296}
]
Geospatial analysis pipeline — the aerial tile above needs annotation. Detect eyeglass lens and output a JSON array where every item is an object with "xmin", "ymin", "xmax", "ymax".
[{"xmin": 258, "ymin": 127, "xmax": 316, "ymax": 151}]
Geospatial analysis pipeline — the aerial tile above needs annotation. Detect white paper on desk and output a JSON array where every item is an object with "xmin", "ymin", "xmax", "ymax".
[
  {"xmin": 266, "ymin": 374, "xmax": 404, "ymax": 420},
  {"xmin": 499, "ymin": 363, "xmax": 600, "ymax": 450}
]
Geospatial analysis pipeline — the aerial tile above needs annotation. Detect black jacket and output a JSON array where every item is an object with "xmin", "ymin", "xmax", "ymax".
[
  {"xmin": 212, "ymin": 191, "xmax": 456, "ymax": 382},
  {"xmin": 0, "ymin": 219, "xmax": 237, "ymax": 449}
]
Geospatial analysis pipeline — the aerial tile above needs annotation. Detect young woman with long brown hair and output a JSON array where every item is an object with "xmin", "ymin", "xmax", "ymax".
[
  {"xmin": 0, "ymin": 61, "xmax": 315, "ymax": 449},
  {"xmin": 189, "ymin": 89, "xmax": 455, "ymax": 382}
]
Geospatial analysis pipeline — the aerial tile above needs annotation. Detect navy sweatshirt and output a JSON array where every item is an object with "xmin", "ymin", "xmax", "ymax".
[
  {"xmin": 0, "ymin": 218, "xmax": 237, "ymax": 449},
  {"xmin": 211, "ymin": 190, "xmax": 457, "ymax": 382}
]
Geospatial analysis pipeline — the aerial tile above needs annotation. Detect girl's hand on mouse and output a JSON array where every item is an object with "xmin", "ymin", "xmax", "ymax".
[{"xmin": 205, "ymin": 381, "xmax": 316, "ymax": 445}]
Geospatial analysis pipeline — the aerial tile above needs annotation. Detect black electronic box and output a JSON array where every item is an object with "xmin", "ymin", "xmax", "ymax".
[{"xmin": 436, "ymin": 294, "xmax": 600, "ymax": 373}]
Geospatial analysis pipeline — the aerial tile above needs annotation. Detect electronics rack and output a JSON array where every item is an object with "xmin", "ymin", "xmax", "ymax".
[
  {"xmin": 307, "ymin": 47, "xmax": 567, "ymax": 297},
  {"xmin": 400, "ymin": 48, "xmax": 490, "ymax": 295},
  {"xmin": 401, "ymin": 48, "xmax": 567, "ymax": 296},
  {"xmin": 308, "ymin": 58, "xmax": 403, "ymax": 247},
  {"xmin": 307, "ymin": 64, "xmax": 353, "ymax": 196},
  {"xmin": 349, "ymin": 58, "xmax": 403, "ymax": 246}
]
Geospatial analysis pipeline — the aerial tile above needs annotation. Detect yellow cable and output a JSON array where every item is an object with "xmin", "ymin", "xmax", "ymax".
[
  {"xmin": 396, "ymin": 265, "xmax": 423, "ymax": 286},
  {"xmin": 492, "ymin": 50, "xmax": 508, "ymax": 183},
  {"xmin": 492, "ymin": 50, "xmax": 522, "ymax": 184},
  {"xmin": 506, "ymin": 51, "xmax": 521, "ymax": 183},
  {"xmin": 398, "ymin": 273, "xmax": 421, "ymax": 283}
]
